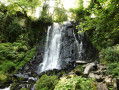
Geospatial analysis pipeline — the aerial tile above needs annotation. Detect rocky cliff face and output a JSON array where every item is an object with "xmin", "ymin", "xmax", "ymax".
[
  {"xmin": 59, "ymin": 22, "xmax": 98, "ymax": 69},
  {"xmin": 60, "ymin": 22, "xmax": 78, "ymax": 67}
]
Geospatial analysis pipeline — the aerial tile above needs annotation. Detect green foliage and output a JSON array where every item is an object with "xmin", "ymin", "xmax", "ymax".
[
  {"xmin": 54, "ymin": 76, "xmax": 95, "ymax": 90},
  {"xmin": 100, "ymin": 44, "xmax": 119, "ymax": 78},
  {"xmin": 2, "ymin": 0, "xmax": 41, "ymax": 15},
  {"xmin": 69, "ymin": 0, "xmax": 85, "ymax": 21},
  {"xmin": 35, "ymin": 74, "xmax": 59, "ymax": 90},
  {"xmin": 0, "ymin": 41, "xmax": 36, "ymax": 74},
  {"xmin": 16, "ymin": 47, "xmax": 36, "ymax": 70},
  {"xmin": 0, "ymin": 13, "xmax": 23, "ymax": 42},
  {"xmin": 107, "ymin": 63, "xmax": 119, "ymax": 78},
  {"xmin": 0, "ymin": 42, "xmax": 28, "ymax": 61},
  {"xmin": 54, "ymin": 7, "xmax": 68, "ymax": 22},
  {"xmin": 0, "ymin": 61, "xmax": 15, "ymax": 73},
  {"xmin": 0, "ymin": 2, "xmax": 50, "ymax": 44},
  {"xmin": 100, "ymin": 44, "xmax": 119, "ymax": 63},
  {"xmin": 39, "ymin": 1, "xmax": 53, "ymax": 23},
  {"xmin": 75, "ymin": 65, "xmax": 84, "ymax": 72},
  {"xmin": 70, "ymin": 0, "xmax": 119, "ymax": 50},
  {"xmin": 6, "ymin": 16, "xmax": 23, "ymax": 42}
]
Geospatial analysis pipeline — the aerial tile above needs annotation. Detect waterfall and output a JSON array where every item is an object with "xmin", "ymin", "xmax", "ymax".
[
  {"xmin": 38, "ymin": 23, "xmax": 62, "ymax": 74},
  {"xmin": 73, "ymin": 28, "xmax": 84, "ymax": 60},
  {"xmin": 73, "ymin": 28, "xmax": 83, "ymax": 60},
  {"xmin": 37, "ymin": 22, "xmax": 84, "ymax": 74}
]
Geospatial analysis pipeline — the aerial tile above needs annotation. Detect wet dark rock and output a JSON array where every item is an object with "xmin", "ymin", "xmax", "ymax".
[
  {"xmin": 0, "ymin": 83, "xmax": 10, "ymax": 89},
  {"xmin": 39, "ymin": 69, "xmax": 62, "ymax": 77},
  {"xmin": 60, "ymin": 23, "xmax": 78, "ymax": 69},
  {"xmin": 10, "ymin": 75, "xmax": 36, "ymax": 90},
  {"xmin": 75, "ymin": 70, "xmax": 82, "ymax": 76},
  {"xmin": 14, "ymin": 73, "xmax": 29, "ymax": 79},
  {"xmin": 11, "ymin": 82, "xmax": 32, "ymax": 90},
  {"xmin": 67, "ymin": 24, "xmax": 73, "ymax": 28},
  {"xmin": 28, "ymin": 79, "xmax": 36, "ymax": 83},
  {"xmin": 60, "ymin": 22, "xmax": 98, "ymax": 72},
  {"xmin": 24, "ymin": 66, "xmax": 30, "ymax": 70}
]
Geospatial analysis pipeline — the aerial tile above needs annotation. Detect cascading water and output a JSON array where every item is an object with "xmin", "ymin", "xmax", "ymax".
[
  {"xmin": 37, "ymin": 22, "xmax": 85, "ymax": 74},
  {"xmin": 74, "ymin": 28, "xmax": 84, "ymax": 60},
  {"xmin": 38, "ymin": 23, "xmax": 62, "ymax": 74},
  {"xmin": 73, "ymin": 29, "xmax": 82, "ymax": 60}
]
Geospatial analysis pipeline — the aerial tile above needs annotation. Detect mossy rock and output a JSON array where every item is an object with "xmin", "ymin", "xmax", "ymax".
[
  {"xmin": 20, "ymin": 88, "xmax": 29, "ymax": 90},
  {"xmin": 0, "ymin": 74, "xmax": 7, "ymax": 83},
  {"xmin": 35, "ymin": 74, "xmax": 59, "ymax": 90},
  {"xmin": 74, "ymin": 65, "xmax": 84, "ymax": 76},
  {"xmin": 0, "ymin": 74, "xmax": 11, "ymax": 88}
]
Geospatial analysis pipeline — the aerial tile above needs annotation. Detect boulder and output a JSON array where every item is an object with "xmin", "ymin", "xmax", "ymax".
[
  {"xmin": 14, "ymin": 73, "xmax": 29, "ymax": 79},
  {"xmin": 76, "ymin": 60, "xmax": 88, "ymax": 64},
  {"xmin": 89, "ymin": 73, "xmax": 103, "ymax": 82},
  {"xmin": 84, "ymin": 63, "xmax": 96, "ymax": 75},
  {"xmin": 97, "ymin": 64, "xmax": 106, "ymax": 71},
  {"xmin": 68, "ymin": 71, "xmax": 75, "ymax": 75},
  {"xmin": 104, "ymin": 76, "xmax": 112, "ymax": 84},
  {"xmin": 113, "ymin": 78, "xmax": 118, "ymax": 90},
  {"xmin": 96, "ymin": 82, "xmax": 108, "ymax": 90}
]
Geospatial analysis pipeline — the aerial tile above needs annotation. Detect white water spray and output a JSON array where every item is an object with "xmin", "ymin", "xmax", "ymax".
[{"xmin": 38, "ymin": 23, "xmax": 62, "ymax": 73}]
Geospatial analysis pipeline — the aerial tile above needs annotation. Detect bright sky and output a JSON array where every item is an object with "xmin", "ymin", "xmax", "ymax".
[
  {"xmin": 63, "ymin": 0, "xmax": 91, "ymax": 9},
  {"xmin": 84, "ymin": 0, "xmax": 91, "ymax": 8},
  {"xmin": 63, "ymin": 0, "xmax": 76, "ymax": 9},
  {"xmin": 35, "ymin": 0, "xmax": 76, "ymax": 18},
  {"xmin": 0, "ymin": 0, "xmax": 9, "ymax": 6}
]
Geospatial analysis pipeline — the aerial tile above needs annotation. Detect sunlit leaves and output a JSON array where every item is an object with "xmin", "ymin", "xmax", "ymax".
[
  {"xmin": 69, "ymin": 0, "xmax": 84, "ymax": 21},
  {"xmin": 54, "ymin": 7, "xmax": 67, "ymax": 22},
  {"xmin": 54, "ymin": 76, "xmax": 94, "ymax": 90},
  {"xmin": 73, "ymin": 0, "xmax": 119, "ymax": 49},
  {"xmin": 1, "ymin": 0, "xmax": 41, "ymax": 14}
]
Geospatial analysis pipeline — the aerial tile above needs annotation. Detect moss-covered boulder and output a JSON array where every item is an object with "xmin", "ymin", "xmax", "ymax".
[{"xmin": 35, "ymin": 74, "xmax": 59, "ymax": 90}]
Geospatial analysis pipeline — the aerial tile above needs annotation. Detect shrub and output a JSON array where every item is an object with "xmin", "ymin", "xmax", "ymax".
[
  {"xmin": 75, "ymin": 65, "xmax": 84, "ymax": 72},
  {"xmin": 107, "ymin": 63, "xmax": 119, "ymax": 78},
  {"xmin": 0, "ymin": 61, "xmax": 15, "ymax": 73},
  {"xmin": 54, "ymin": 76, "xmax": 94, "ymax": 90},
  {"xmin": 35, "ymin": 74, "xmax": 59, "ymax": 90},
  {"xmin": 0, "ymin": 41, "xmax": 36, "ymax": 73},
  {"xmin": 15, "ymin": 47, "xmax": 36, "ymax": 70},
  {"xmin": 100, "ymin": 44, "xmax": 119, "ymax": 63},
  {"xmin": 0, "ymin": 42, "xmax": 28, "ymax": 61},
  {"xmin": 100, "ymin": 44, "xmax": 119, "ymax": 78}
]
